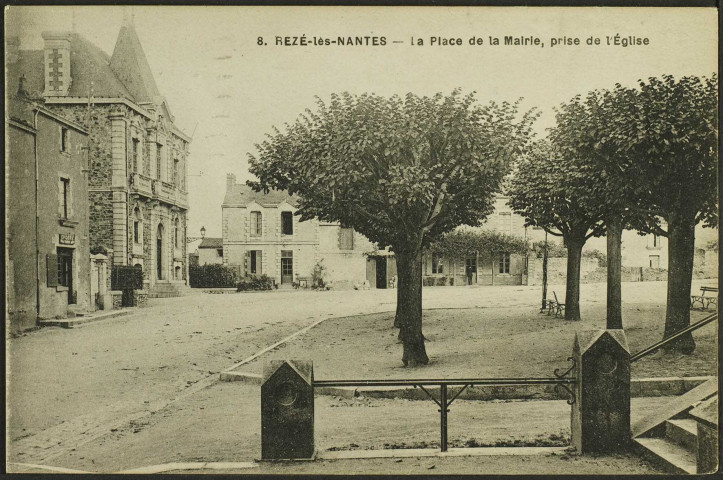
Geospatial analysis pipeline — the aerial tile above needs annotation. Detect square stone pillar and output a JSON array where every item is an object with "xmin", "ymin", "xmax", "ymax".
[
  {"xmin": 261, "ymin": 360, "xmax": 314, "ymax": 460},
  {"xmin": 571, "ymin": 330, "xmax": 630, "ymax": 454}
]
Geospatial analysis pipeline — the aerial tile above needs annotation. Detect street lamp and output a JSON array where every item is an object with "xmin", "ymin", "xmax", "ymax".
[{"xmin": 200, "ymin": 226, "xmax": 206, "ymax": 239}]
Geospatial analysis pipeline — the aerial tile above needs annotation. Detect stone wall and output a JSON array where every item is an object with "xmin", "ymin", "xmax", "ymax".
[
  {"xmin": 89, "ymin": 191, "xmax": 113, "ymax": 254},
  {"xmin": 46, "ymin": 104, "xmax": 122, "ymax": 188}
]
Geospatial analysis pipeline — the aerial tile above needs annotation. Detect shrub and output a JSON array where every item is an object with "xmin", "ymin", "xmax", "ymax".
[
  {"xmin": 435, "ymin": 276, "xmax": 448, "ymax": 286},
  {"xmin": 236, "ymin": 274, "xmax": 275, "ymax": 291},
  {"xmin": 189, "ymin": 264, "xmax": 239, "ymax": 288},
  {"xmin": 583, "ymin": 249, "xmax": 607, "ymax": 267},
  {"xmin": 423, "ymin": 276, "xmax": 436, "ymax": 286},
  {"xmin": 311, "ymin": 261, "xmax": 327, "ymax": 289}
]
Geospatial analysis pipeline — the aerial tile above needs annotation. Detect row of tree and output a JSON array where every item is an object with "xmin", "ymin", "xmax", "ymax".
[
  {"xmin": 247, "ymin": 75, "xmax": 716, "ymax": 366},
  {"xmin": 508, "ymin": 75, "xmax": 717, "ymax": 354}
]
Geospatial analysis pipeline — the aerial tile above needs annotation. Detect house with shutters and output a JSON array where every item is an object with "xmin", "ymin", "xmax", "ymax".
[
  {"xmin": 221, "ymin": 174, "xmax": 377, "ymax": 288},
  {"xmin": 6, "ymin": 15, "xmax": 191, "ymax": 300},
  {"xmin": 6, "ymin": 91, "xmax": 91, "ymax": 332}
]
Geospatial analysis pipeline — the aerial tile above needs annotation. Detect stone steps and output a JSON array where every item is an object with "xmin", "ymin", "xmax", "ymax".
[
  {"xmin": 632, "ymin": 385, "xmax": 718, "ymax": 475},
  {"xmin": 665, "ymin": 418, "xmax": 698, "ymax": 451},
  {"xmin": 634, "ymin": 436, "xmax": 697, "ymax": 474},
  {"xmin": 148, "ymin": 281, "xmax": 191, "ymax": 298}
]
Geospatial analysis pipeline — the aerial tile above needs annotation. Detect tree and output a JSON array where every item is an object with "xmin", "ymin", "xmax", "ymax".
[
  {"xmin": 544, "ymin": 90, "xmax": 643, "ymax": 329},
  {"xmin": 508, "ymin": 140, "xmax": 606, "ymax": 321},
  {"xmin": 247, "ymin": 90, "xmax": 537, "ymax": 366},
  {"xmin": 605, "ymin": 75, "xmax": 718, "ymax": 353}
]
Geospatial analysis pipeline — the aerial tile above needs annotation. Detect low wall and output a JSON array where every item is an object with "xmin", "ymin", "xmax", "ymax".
[{"xmin": 526, "ymin": 256, "xmax": 713, "ymax": 286}]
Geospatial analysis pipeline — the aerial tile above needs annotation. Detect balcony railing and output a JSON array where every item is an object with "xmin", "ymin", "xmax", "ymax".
[{"xmin": 130, "ymin": 173, "xmax": 188, "ymax": 209}]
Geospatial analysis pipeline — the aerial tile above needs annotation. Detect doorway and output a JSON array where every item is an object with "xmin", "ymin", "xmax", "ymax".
[
  {"xmin": 465, "ymin": 255, "xmax": 477, "ymax": 285},
  {"xmin": 281, "ymin": 250, "xmax": 293, "ymax": 285},
  {"xmin": 157, "ymin": 224, "xmax": 164, "ymax": 280},
  {"xmin": 57, "ymin": 247, "xmax": 75, "ymax": 304},
  {"xmin": 375, "ymin": 257, "xmax": 387, "ymax": 289}
]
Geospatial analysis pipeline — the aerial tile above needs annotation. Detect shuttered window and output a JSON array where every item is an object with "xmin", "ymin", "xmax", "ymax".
[
  {"xmin": 250, "ymin": 212, "xmax": 262, "ymax": 236},
  {"xmin": 339, "ymin": 227, "xmax": 354, "ymax": 250},
  {"xmin": 46, "ymin": 254, "xmax": 59, "ymax": 286}
]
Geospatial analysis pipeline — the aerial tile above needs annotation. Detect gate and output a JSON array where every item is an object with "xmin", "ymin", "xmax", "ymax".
[
  {"xmin": 111, "ymin": 265, "xmax": 143, "ymax": 307},
  {"xmin": 261, "ymin": 329, "xmax": 633, "ymax": 460}
]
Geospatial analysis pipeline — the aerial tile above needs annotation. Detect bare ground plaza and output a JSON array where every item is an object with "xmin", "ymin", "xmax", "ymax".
[
  {"xmin": 6, "ymin": 279, "xmax": 717, "ymax": 474},
  {"xmin": 5, "ymin": 5, "xmax": 719, "ymax": 477}
]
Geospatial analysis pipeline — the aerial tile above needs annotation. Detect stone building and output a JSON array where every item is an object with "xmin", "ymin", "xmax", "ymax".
[
  {"xmin": 6, "ymin": 92, "xmax": 91, "ymax": 332},
  {"xmin": 423, "ymin": 195, "xmax": 717, "ymax": 287},
  {"xmin": 222, "ymin": 175, "xmax": 376, "ymax": 288},
  {"xmin": 7, "ymin": 18, "xmax": 191, "ymax": 297},
  {"xmin": 422, "ymin": 195, "xmax": 541, "ymax": 286}
]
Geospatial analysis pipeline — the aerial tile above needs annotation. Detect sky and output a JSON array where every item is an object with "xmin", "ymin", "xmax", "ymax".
[{"xmin": 6, "ymin": 6, "xmax": 718, "ymax": 238}]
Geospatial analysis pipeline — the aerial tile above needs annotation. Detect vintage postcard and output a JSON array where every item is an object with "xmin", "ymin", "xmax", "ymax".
[{"xmin": 5, "ymin": 4, "xmax": 718, "ymax": 475}]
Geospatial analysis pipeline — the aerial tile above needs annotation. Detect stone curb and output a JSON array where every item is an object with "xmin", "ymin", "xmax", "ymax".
[
  {"xmin": 221, "ymin": 373, "xmax": 714, "ymax": 401},
  {"xmin": 37, "ymin": 309, "xmax": 132, "ymax": 329}
]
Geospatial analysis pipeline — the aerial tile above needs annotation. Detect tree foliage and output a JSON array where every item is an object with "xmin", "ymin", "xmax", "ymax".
[
  {"xmin": 507, "ymin": 140, "xmax": 607, "ymax": 243},
  {"xmin": 600, "ymin": 74, "xmax": 718, "ymax": 234},
  {"xmin": 427, "ymin": 229, "xmax": 528, "ymax": 259},
  {"xmin": 248, "ymin": 90, "xmax": 538, "ymax": 249}
]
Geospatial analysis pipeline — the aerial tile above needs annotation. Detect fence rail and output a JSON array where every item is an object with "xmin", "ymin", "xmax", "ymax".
[
  {"xmin": 314, "ymin": 377, "xmax": 575, "ymax": 387},
  {"xmin": 630, "ymin": 312, "xmax": 717, "ymax": 363},
  {"xmin": 313, "ymin": 374, "xmax": 576, "ymax": 452}
]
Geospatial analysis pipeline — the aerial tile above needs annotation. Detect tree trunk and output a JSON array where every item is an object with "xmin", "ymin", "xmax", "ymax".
[
  {"xmin": 564, "ymin": 238, "xmax": 584, "ymax": 321},
  {"xmin": 395, "ymin": 248, "xmax": 429, "ymax": 367},
  {"xmin": 606, "ymin": 216, "xmax": 623, "ymax": 329},
  {"xmin": 663, "ymin": 213, "xmax": 697, "ymax": 353},
  {"xmin": 541, "ymin": 240, "xmax": 549, "ymax": 311},
  {"xmin": 393, "ymin": 271, "xmax": 403, "ymax": 328}
]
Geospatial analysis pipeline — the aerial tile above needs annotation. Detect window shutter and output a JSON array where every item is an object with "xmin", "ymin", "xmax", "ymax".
[
  {"xmin": 257, "ymin": 251, "xmax": 263, "ymax": 275},
  {"xmin": 47, "ymin": 254, "xmax": 59, "ymax": 286},
  {"xmin": 68, "ymin": 178, "xmax": 73, "ymax": 218},
  {"xmin": 58, "ymin": 179, "xmax": 64, "ymax": 217},
  {"xmin": 244, "ymin": 250, "xmax": 250, "ymax": 276}
]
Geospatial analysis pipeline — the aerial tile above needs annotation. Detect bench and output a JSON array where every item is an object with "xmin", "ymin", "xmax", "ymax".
[
  {"xmin": 544, "ymin": 291, "xmax": 566, "ymax": 318},
  {"xmin": 691, "ymin": 286, "xmax": 718, "ymax": 310}
]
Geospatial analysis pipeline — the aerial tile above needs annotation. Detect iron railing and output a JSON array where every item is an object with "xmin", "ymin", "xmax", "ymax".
[
  {"xmin": 630, "ymin": 312, "xmax": 717, "ymax": 363},
  {"xmin": 314, "ymin": 358, "xmax": 577, "ymax": 452}
]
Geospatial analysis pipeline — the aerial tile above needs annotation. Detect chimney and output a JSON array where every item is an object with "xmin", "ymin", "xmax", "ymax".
[
  {"xmin": 17, "ymin": 74, "xmax": 29, "ymax": 97},
  {"xmin": 226, "ymin": 173, "xmax": 237, "ymax": 189},
  {"xmin": 41, "ymin": 31, "xmax": 73, "ymax": 97}
]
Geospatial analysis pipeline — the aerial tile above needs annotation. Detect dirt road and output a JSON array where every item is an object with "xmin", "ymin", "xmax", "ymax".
[{"xmin": 6, "ymin": 280, "xmax": 699, "ymax": 469}]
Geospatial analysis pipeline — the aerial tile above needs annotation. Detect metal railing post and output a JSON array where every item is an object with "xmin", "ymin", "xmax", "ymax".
[{"xmin": 440, "ymin": 384, "xmax": 448, "ymax": 452}]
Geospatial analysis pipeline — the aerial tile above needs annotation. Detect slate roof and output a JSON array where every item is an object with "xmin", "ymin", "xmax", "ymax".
[
  {"xmin": 109, "ymin": 22, "xmax": 161, "ymax": 103},
  {"xmin": 7, "ymin": 22, "xmax": 160, "ymax": 105},
  {"xmin": 223, "ymin": 184, "xmax": 298, "ymax": 208},
  {"xmin": 198, "ymin": 237, "xmax": 223, "ymax": 249}
]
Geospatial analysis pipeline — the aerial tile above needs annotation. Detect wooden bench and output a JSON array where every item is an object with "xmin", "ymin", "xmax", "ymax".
[
  {"xmin": 544, "ymin": 291, "xmax": 566, "ymax": 318},
  {"xmin": 691, "ymin": 286, "xmax": 718, "ymax": 310}
]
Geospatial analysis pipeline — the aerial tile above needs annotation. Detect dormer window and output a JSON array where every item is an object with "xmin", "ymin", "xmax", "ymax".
[{"xmin": 281, "ymin": 212, "xmax": 293, "ymax": 235}]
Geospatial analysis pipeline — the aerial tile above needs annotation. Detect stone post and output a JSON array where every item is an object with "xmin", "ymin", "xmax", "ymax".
[
  {"xmin": 261, "ymin": 360, "xmax": 314, "ymax": 460},
  {"xmin": 571, "ymin": 330, "xmax": 630, "ymax": 454}
]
